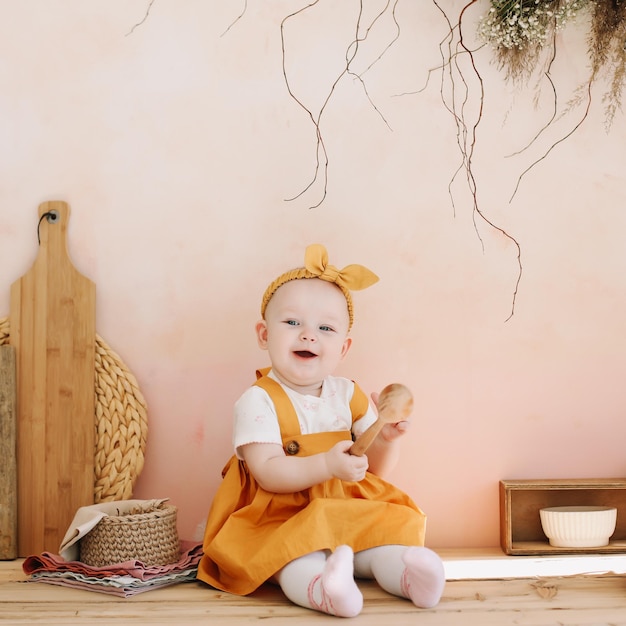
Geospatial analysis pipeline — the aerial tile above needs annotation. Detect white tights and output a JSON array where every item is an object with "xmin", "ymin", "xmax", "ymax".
[{"xmin": 274, "ymin": 544, "xmax": 445, "ymax": 618}]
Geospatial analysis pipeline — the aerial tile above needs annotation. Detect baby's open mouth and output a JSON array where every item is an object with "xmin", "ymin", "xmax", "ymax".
[{"xmin": 294, "ymin": 350, "xmax": 317, "ymax": 359}]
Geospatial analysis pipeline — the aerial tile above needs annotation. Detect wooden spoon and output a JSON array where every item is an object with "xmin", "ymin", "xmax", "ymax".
[{"xmin": 350, "ymin": 383, "xmax": 413, "ymax": 456}]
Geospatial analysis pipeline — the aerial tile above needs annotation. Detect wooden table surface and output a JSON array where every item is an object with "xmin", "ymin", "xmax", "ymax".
[{"xmin": 2, "ymin": 557, "xmax": 626, "ymax": 625}]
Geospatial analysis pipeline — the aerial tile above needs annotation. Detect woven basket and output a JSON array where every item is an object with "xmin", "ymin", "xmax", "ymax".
[{"xmin": 79, "ymin": 503, "xmax": 180, "ymax": 567}]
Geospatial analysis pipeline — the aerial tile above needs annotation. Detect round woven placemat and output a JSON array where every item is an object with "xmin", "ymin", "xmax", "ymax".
[{"xmin": 0, "ymin": 316, "xmax": 148, "ymax": 503}]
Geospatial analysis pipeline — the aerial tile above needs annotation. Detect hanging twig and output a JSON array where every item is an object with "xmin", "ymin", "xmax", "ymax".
[
  {"xmin": 509, "ymin": 78, "xmax": 593, "ymax": 203},
  {"xmin": 126, "ymin": 0, "xmax": 156, "ymax": 36},
  {"xmin": 221, "ymin": 0, "xmax": 248, "ymax": 37},
  {"xmin": 281, "ymin": 0, "xmax": 403, "ymax": 208}
]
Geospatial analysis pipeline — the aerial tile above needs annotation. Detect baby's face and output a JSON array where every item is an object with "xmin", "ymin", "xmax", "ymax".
[{"xmin": 257, "ymin": 278, "xmax": 352, "ymax": 395}]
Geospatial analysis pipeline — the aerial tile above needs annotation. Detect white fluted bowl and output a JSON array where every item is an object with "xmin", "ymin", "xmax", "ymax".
[{"xmin": 539, "ymin": 506, "xmax": 617, "ymax": 548}]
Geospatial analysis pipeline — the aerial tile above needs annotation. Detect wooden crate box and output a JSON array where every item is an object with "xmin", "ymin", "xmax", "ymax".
[{"xmin": 500, "ymin": 478, "xmax": 626, "ymax": 555}]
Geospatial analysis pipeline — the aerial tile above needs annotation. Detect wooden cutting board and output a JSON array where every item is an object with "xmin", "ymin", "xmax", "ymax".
[{"xmin": 10, "ymin": 201, "xmax": 96, "ymax": 557}]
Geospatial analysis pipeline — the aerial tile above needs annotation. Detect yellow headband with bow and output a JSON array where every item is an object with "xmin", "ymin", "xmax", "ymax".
[{"xmin": 260, "ymin": 244, "xmax": 379, "ymax": 329}]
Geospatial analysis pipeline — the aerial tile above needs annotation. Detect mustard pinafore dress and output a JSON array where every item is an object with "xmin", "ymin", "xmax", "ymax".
[{"xmin": 197, "ymin": 370, "xmax": 427, "ymax": 595}]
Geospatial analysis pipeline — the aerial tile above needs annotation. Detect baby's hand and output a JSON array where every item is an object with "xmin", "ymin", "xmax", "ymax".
[
  {"xmin": 380, "ymin": 420, "xmax": 410, "ymax": 443},
  {"xmin": 325, "ymin": 440, "xmax": 369, "ymax": 482}
]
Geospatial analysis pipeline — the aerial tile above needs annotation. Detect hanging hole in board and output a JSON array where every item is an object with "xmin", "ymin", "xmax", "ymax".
[{"xmin": 37, "ymin": 209, "xmax": 61, "ymax": 244}]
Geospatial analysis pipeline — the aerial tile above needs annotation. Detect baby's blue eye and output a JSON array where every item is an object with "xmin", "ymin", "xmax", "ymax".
[
  {"xmin": 286, "ymin": 320, "xmax": 299, "ymax": 326},
  {"xmin": 319, "ymin": 325, "xmax": 334, "ymax": 332}
]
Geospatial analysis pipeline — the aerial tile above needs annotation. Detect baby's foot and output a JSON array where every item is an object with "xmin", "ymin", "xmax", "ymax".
[
  {"xmin": 308, "ymin": 545, "xmax": 363, "ymax": 617},
  {"xmin": 400, "ymin": 546, "xmax": 445, "ymax": 608}
]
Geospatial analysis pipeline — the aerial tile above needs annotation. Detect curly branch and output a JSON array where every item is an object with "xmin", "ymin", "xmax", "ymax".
[
  {"xmin": 126, "ymin": 0, "xmax": 156, "ymax": 36},
  {"xmin": 281, "ymin": 0, "xmax": 402, "ymax": 208}
]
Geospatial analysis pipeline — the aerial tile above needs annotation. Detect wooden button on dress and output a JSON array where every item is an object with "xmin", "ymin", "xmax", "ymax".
[{"xmin": 285, "ymin": 441, "xmax": 300, "ymax": 455}]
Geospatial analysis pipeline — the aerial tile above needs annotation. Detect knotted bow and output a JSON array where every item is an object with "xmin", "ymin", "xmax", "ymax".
[
  {"xmin": 260, "ymin": 244, "xmax": 379, "ymax": 328},
  {"xmin": 304, "ymin": 244, "xmax": 379, "ymax": 291}
]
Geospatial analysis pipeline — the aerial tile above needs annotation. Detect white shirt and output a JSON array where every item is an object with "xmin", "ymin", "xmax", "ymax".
[{"xmin": 233, "ymin": 371, "xmax": 377, "ymax": 459}]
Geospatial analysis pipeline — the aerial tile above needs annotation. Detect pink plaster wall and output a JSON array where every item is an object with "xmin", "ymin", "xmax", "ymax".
[{"xmin": 1, "ymin": 1, "xmax": 625, "ymax": 549}]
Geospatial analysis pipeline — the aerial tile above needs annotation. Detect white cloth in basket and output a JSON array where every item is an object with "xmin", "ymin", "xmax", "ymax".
[{"xmin": 59, "ymin": 499, "xmax": 170, "ymax": 562}]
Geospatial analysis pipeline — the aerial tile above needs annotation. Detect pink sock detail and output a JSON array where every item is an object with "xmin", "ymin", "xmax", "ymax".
[
  {"xmin": 308, "ymin": 574, "xmax": 334, "ymax": 614},
  {"xmin": 400, "ymin": 547, "xmax": 445, "ymax": 609},
  {"xmin": 400, "ymin": 567, "xmax": 411, "ymax": 598},
  {"xmin": 307, "ymin": 546, "xmax": 363, "ymax": 617}
]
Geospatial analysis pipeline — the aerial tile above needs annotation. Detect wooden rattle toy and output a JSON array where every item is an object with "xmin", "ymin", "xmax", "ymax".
[{"xmin": 350, "ymin": 383, "xmax": 413, "ymax": 456}]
